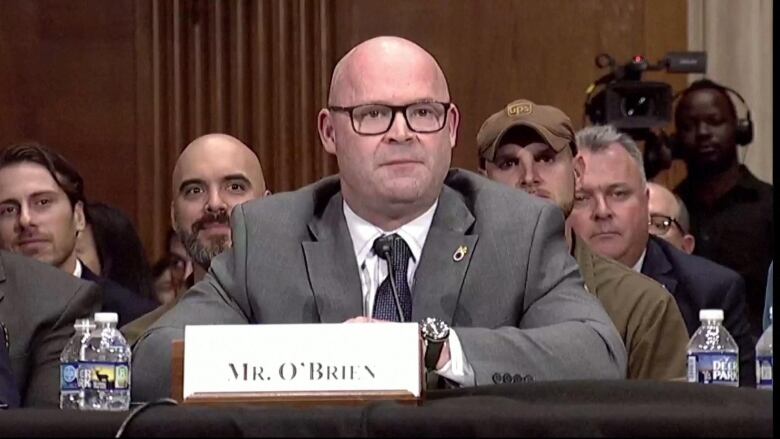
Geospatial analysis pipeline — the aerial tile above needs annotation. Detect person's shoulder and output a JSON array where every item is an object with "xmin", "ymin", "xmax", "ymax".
[
  {"xmin": 237, "ymin": 175, "xmax": 341, "ymax": 222},
  {"xmin": 587, "ymin": 244, "xmax": 675, "ymax": 305},
  {"xmin": 444, "ymin": 168, "xmax": 554, "ymax": 222},
  {"xmin": 0, "ymin": 251, "xmax": 94, "ymax": 299},
  {"xmin": 654, "ymin": 237, "xmax": 742, "ymax": 288}
]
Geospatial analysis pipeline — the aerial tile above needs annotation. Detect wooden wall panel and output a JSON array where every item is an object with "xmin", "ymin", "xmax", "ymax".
[
  {"xmin": 0, "ymin": 0, "xmax": 688, "ymax": 261},
  {"xmin": 134, "ymin": 0, "xmax": 336, "ymax": 260},
  {"xmin": 0, "ymin": 0, "xmax": 139, "ymax": 228},
  {"xmin": 330, "ymin": 0, "xmax": 688, "ymax": 175}
]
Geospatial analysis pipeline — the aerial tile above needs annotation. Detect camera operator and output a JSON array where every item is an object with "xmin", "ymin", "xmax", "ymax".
[{"xmin": 672, "ymin": 79, "xmax": 773, "ymax": 338}]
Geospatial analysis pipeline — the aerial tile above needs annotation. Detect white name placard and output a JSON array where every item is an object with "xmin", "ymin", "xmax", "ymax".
[{"xmin": 183, "ymin": 323, "xmax": 421, "ymax": 399}]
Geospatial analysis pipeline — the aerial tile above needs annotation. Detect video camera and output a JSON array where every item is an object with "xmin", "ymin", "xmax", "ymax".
[{"xmin": 584, "ymin": 52, "xmax": 707, "ymax": 130}]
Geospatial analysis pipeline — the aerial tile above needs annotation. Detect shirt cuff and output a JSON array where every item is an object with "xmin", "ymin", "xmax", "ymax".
[{"xmin": 434, "ymin": 329, "xmax": 476, "ymax": 386}]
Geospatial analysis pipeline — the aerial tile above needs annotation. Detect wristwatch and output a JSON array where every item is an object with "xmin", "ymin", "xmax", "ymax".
[{"xmin": 420, "ymin": 317, "xmax": 450, "ymax": 371}]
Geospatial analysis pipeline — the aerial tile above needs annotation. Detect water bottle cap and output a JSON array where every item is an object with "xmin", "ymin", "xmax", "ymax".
[
  {"xmin": 699, "ymin": 309, "xmax": 724, "ymax": 321},
  {"xmin": 73, "ymin": 318, "xmax": 93, "ymax": 329},
  {"xmin": 94, "ymin": 312, "xmax": 118, "ymax": 323}
]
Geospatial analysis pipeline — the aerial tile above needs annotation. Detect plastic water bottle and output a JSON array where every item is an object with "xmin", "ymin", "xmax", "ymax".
[
  {"xmin": 756, "ymin": 306, "xmax": 773, "ymax": 390},
  {"xmin": 686, "ymin": 309, "xmax": 739, "ymax": 386},
  {"xmin": 59, "ymin": 318, "xmax": 94, "ymax": 409},
  {"xmin": 81, "ymin": 313, "xmax": 131, "ymax": 411}
]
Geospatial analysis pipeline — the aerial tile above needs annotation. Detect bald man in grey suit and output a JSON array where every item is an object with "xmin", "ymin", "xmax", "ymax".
[
  {"xmin": 0, "ymin": 250, "xmax": 101, "ymax": 406},
  {"xmin": 133, "ymin": 36, "xmax": 625, "ymax": 400}
]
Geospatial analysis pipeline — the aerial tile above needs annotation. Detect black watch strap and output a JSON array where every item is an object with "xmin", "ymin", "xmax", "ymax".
[{"xmin": 425, "ymin": 340, "xmax": 444, "ymax": 371}]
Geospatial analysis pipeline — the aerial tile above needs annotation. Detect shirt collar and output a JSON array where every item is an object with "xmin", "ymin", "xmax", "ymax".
[
  {"xmin": 73, "ymin": 259, "xmax": 83, "ymax": 278},
  {"xmin": 343, "ymin": 200, "xmax": 438, "ymax": 266},
  {"xmin": 631, "ymin": 248, "xmax": 647, "ymax": 273}
]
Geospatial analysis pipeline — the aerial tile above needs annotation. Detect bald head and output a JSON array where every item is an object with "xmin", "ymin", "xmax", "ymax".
[
  {"xmin": 647, "ymin": 182, "xmax": 695, "ymax": 254},
  {"xmin": 328, "ymin": 36, "xmax": 450, "ymax": 106},
  {"xmin": 172, "ymin": 134, "xmax": 265, "ymax": 195},
  {"xmin": 171, "ymin": 133, "xmax": 268, "ymax": 274}
]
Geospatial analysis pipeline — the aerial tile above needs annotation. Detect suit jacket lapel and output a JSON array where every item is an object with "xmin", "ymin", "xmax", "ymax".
[
  {"xmin": 411, "ymin": 185, "xmax": 477, "ymax": 325},
  {"xmin": 302, "ymin": 192, "xmax": 363, "ymax": 322},
  {"xmin": 642, "ymin": 237, "xmax": 678, "ymax": 294}
]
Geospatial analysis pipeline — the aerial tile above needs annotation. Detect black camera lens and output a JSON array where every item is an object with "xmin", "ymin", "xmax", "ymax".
[{"xmin": 621, "ymin": 94, "xmax": 655, "ymax": 118}]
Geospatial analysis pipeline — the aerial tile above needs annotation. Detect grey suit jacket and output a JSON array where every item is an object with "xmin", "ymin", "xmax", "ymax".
[
  {"xmin": 133, "ymin": 169, "xmax": 626, "ymax": 400},
  {"xmin": 0, "ymin": 251, "xmax": 101, "ymax": 406}
]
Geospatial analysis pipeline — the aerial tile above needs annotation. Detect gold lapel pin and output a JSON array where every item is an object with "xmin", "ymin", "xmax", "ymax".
[{"xmin": 453, "ymin": 245, "xmax": 468, "ymax": 262}]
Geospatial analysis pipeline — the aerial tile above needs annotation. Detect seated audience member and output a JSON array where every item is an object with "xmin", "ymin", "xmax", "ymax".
[
  {"xmin": 151, "ymin": 254, "xmax": 186, "ymax": 306},
  {"xmin": 477, "ymin": 99, "xmax": 688, "ymax": 380},
  {"xmin": 166, "ymin": 228, "xmax": 192, "ymax": 285},
  {"xmin": 0, "ymin": 143, "xmax": 157, "ymax": 326},
  {"xmin": 121, "ymin": 134, "xmax": 269, "ymax": 345},
  {"xmin": 569, "ymin": 125, "xmax": 756, "ymax": 386},
  {"xmin": 77, "ymin": 201, "xmax": 158, "ymax": 302},
  {"xmin": 673, "ymin": 79, "xmax": 773, "ymax": 338},
  {"xmin": 0, "ymin": 250, "xmax": 101, "ymax": 406},
  {"xmin": 0, "ymin": 320, "xmax": 20, "ymax": 409},
  {"xmin": 132, "ymin": 36, "xmax": 626, "ymax": 401},
  {"xmin": 764, "ymin": 262, "xmax": 773, "ymax": 330},
  {"xmin": 647, "ymin": 182, "xmax": 695, "ymax": 254}
]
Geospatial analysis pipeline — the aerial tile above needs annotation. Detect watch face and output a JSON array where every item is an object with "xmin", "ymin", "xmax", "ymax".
[{"xmin": 421, "ymin": 317, "xmax": 449, "ymax": 341}]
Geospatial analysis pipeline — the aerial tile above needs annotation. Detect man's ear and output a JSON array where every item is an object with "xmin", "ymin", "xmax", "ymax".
[
  {"xmin": 447, "ymin": 103, "xmax": 460, "ymax": 149},
  {"xmin": 318, "ymin": 108, "xmax": 337, "ymax": 155},
  {"xmin": 682, "ymin": 234, "xmax": 696, "ymax": 254},
  {"xmin": 170, "ymin": 201, "xmax": 178, "ymax": 233},
  {"xmin": 263, "ymin": 190, "xmax": 272, "ymax": 197},
  {"xmin": 73, "ymin": 201, "xmax": 86, "ymax": 233},
  {"xmin": 573, "ymin": 155, "xmax": 585, "ymax": 184}
]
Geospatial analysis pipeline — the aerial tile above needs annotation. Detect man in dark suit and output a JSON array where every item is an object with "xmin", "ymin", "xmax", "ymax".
[
  {"xmin": 569, "ymin": 125, "xmax": 755, "ymax": 386},
  {"xmin": 132, "ymin": 36, "xmax": 626, "ymax": 401},
  {"xmin": 0, "ymin": 143, "xmax": 157, "ymax": 326},
  {"xmin": 0, "ymin": 250, "xmax": 101, "ymax": 406},
  {"xmin": 0, "ymin": 320, "xmax": 20, "ymax": 409}
]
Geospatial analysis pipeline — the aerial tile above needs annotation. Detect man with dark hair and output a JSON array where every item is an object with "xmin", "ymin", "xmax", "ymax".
[
  {"xmin": 477, "ymin": 99, "xmax": 688, "ymax": 380},
  {"xmin": 673, "ymin": 79, "xmax": 773, "ymax": 338},
  {"xmin": 569, "ymin": 125, "xmax": 756, "ymax": 386},
  {"xmin": 0, "ymin": 143, "xmax": 157, "ymax": 326}
]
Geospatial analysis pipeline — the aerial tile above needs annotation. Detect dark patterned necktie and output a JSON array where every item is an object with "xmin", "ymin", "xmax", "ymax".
[{"xmin": 372, "ymin": 234, "xmax": 413, "ymax": 322}]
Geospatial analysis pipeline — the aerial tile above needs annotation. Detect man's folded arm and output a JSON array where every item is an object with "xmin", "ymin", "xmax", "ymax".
[
  {"xmin": 131, "ymin": 271, "xmax": 249, "ymax": 402},
  {"xmin": 458, "ymin": 204, "xmax": 626, "ymax": 384}
]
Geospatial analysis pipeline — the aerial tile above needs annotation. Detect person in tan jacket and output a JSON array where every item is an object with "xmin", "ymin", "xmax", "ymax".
[{"xmin": 477, "ymin": 99, "xmax": 688, "ymax": 380}]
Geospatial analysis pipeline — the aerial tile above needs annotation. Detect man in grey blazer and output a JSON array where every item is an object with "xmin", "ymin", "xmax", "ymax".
[
  {"xmin": 132, "ymin": 36, "xmax": 626, "ymax": 400},
  {"xmin": 0, "ymin": 250, "xmax": 101, "ymax": 406}
]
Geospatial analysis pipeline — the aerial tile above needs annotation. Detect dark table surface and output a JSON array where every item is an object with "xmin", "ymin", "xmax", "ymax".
[{"xmin": 0, "ymin": 380, "xmax": 773, "ymax": 437}]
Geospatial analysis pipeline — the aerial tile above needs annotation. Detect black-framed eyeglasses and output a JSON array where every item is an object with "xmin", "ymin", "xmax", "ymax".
[
  {"xmin": 328, "ymin": 102, "xmax": 451, "ymax": 135},
  {"xmin": 648, "ymin": 214, "xmax": 684, "ymax": 235}
]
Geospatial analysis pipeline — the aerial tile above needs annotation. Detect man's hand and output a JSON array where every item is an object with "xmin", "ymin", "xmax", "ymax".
[
  {"xmin": 343, "ymin": 316, "xmax": 450, "ymax": 370},
  {"xmin": 343, "ymin": 316, "xmax": 382, "ymax": 323},
  {"xmin": 424, "ymin": 340, "xmax": 451, "ymax": 370}
]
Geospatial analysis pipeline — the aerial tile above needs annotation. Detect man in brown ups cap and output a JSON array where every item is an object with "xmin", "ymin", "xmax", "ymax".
[{"xmin": 478, "ymin": 99, "xmax": 689, "ymax": 380}]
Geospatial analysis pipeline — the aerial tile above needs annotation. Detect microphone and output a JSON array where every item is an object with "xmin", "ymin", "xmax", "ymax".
[{"xmin": 372, "ymin": 235, "xmax": 406, "ymax": 322}]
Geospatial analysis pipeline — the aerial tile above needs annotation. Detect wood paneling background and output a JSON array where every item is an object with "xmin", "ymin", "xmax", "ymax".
[{"xmin": 0, "ymin": 0, "xmax": 688, "ymax": 262}]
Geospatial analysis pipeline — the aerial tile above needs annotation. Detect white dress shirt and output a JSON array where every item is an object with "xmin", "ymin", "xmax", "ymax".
[
  {"xmin": 73, "ymin": 259, "xmax": 83, "ymax": 278},
  {"xmin": 343, "ymin": 200, "xmax": 475, "ymax": 386},
  {"xmin": 631, "ymin": 249, "xmax": 647, "ymax": 274}
]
